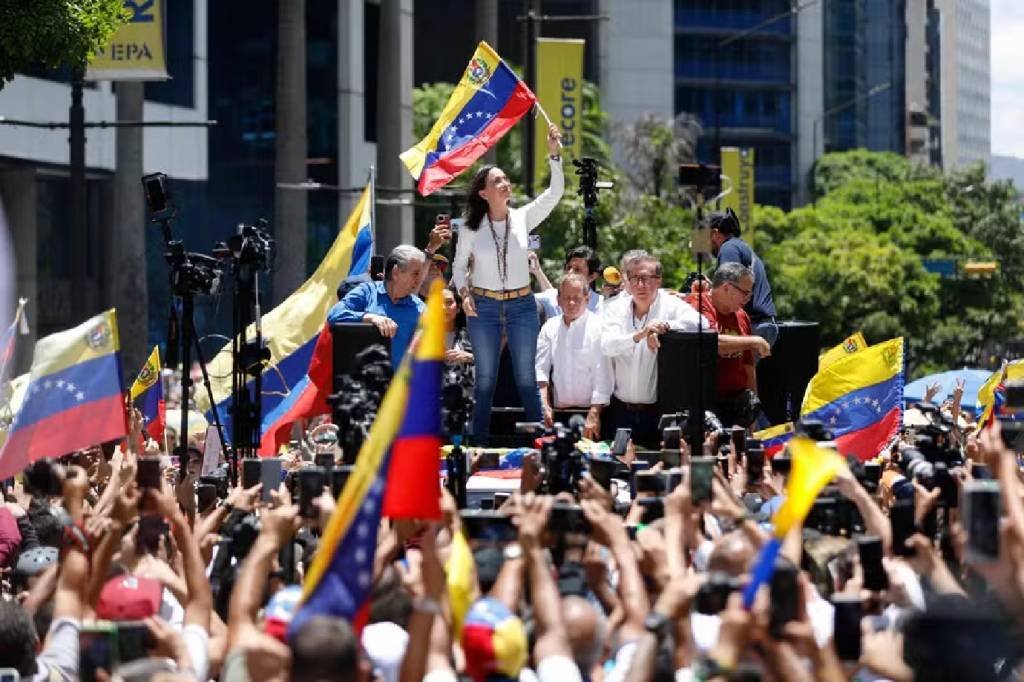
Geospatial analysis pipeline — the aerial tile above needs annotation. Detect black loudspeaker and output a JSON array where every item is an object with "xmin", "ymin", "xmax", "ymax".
[
  {"xmin": 755, "ymin": 321, "xmax": 820, "ymax": 425},
  {"xmin": 330, "ymin": 322, "xmax": 391, "ymax": 386},
  {"xmin": 657, "ymin": 331, "xmax": 718, "ymax": 417}
]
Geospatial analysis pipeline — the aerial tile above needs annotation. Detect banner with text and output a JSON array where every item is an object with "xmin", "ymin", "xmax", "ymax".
[
  {"xmin": 86, "ymin": 0, "xmax": 168, "ymax": 81},
  {"xmin": 534, "ymin": 38, "xmax": 585, "ymax": 184},
  {"xmin": 721, "ymin": 147, "xmax": 755, "ymax": 246}
]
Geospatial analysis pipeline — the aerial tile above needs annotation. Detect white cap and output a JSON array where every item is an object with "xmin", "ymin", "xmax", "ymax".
[{"xmin": 361, "ymin": 622, "xmax": 409, "ymax": 682}]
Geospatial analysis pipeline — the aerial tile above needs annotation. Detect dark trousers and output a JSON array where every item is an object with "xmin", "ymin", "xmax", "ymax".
[{"xmin": 602, "ymin": 396, "xmax": 661, "ymax": 449}]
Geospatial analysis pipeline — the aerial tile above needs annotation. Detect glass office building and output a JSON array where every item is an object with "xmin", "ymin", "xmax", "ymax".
[{"xmin": 674, "ymin": 0, "xmax": 796, "ymax": 209}]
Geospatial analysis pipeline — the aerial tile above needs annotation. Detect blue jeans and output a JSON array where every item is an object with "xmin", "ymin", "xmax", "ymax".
[{"xmin": 467, "ymin": 294, "xmax": 543, "ymax": 442}]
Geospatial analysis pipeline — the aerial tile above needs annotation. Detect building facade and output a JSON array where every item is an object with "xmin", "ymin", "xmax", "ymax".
[{"xmin": 938, "ymin": 0, "xmax": 990, "ymax": 170}]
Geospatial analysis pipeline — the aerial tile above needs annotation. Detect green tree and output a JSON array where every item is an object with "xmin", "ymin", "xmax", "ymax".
[
  {"xmin": 0, "ymin": 0, "xmax": 128, "ymax": 85},
  {"xmin": 612, "ymin": 112, "xmax": 702, "ymax": 198}
]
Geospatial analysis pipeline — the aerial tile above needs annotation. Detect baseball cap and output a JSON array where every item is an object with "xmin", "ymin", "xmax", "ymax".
[
  {"xmin": 263, "ymin": 585, "xmax": 303, "ymax": 642},
  {"xmin": 96, "ymin": 575, "xmax": 163, "ymax": 620},
  {"xmin": 15, "ymin": 546, "xmax": 58, "ymax": 578},
  {"xmin": 603, "ymin": 266, "xmax": 621, "ymax": 285},
  {"xmin": 461, "ymin": 597, "xmax": 527, "ymax": 682},
  {"xmin": 430, "ymin": 253, "xmax": 450, "ymax": 271},
  {"xmin": 362, "ymin": 621, "xmax": 410, "ymax": 682}
]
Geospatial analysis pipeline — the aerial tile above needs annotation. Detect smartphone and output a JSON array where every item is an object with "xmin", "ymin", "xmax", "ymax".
[
  {"xmin": 460, "ymin": 510, "xmax": 517, "ymax": 543},
  {"xmin": 588, "ymin": 455, "xmax": 617, "ymax": 490},
  {"xmin": 494, "ymin": 492, "xmax": 511, "ymax": 508},
  {"xmin": 658, "ymin": 413, "xmax": 682, "ymax": 431},
  {"xmin": 242, "ymin": 458, "xmax": 261, "ymax": 490},
  {"xmin": 136, "ymin": 457, "xmax": 161, "ymax": 489},
  {"xmin": 731, "ymin": 427, "xmax": 747, "ymax": 455},
  {"xmin": 629, "ymin": 460, "xmax": 650, "ymax": 497},
  {"xmin": 370, "ymin": 254, "xmax": 386, "ymax": 280},
  {"xmin": 971, "ymin": 462, "xmax": 993, "ymax": 480},
  {"xmin": 314, "ymin": 453, "xmax": 335, "ymax": 470},
  {"xmin": 772, "ymin": 454, "xmax": 792, "ymax": 477},
  {"xmin": 528, "ymin": 234, "xmax": 541, "ymax": 250},
  {"xmin": 260, "ymin": 458, "xmax": 282, "ymax": 503},
  {"xmin": 857, "ymin": 535, "xmax": 888, "ymax": 591},
  {"xmin": 298, "ymin": 467, "xmax": 326, "ymax": 519},
  {"xmin": 638, "ymin": 497, "xmax": 664, "ymax": 524},
  {"xmin": 667, "ymin": 469, "xmax": 683, "ymax": 492},
  {"xmin": 965, "ymin": 480, "xmax": 1000, "ymax": 563},
  {"xmin": 137, "ymin": 515, "xmax": 168, "ymax": 555},
  {"xmin": 690, "ymin": 456, "xmax": 714, "ymax": 504},
  {"xmin": 436, "ymin": 212, "xmax": 449, "ymax": 224},
  {"xmin": 635, "ymin": 471, "xmax": 666, "ymax": 495},
  {"xmin": 661, "ymin": 427, "xmax": 681, "ymax": 468},
  {"xmin": 116, "ymin": 621, "xmax": 150, "ymax": 663},
  {"xmin": 0, "ymin": 669, "xmax": 21, "ymax": 682},
  {"xmin": 79, "ymin": 623, "xmax": 117, "ymax": 682},
  {"xmin": 769, "ymin": 558, "xmax": 799, "ymax": 637},
  {"xmin": 479, "ymin": 498, "xmax": 494, "ymax": 510},
  {"xmin": 890, "ymin": 498, "xmax": 917, "ymax": 557},
  {"xmin": 717, "ymin": 454, "xmax": 730, "ymax": 476},
  {"xmin": 745, "ymin": 446, "xmax": 765, "ymax": 483},
  {"xmin": 863, "ymin": 462, "xmax": 882, "ymax": 487},
  {"xmin": 331, "ymin": 465, "xmax": 355, "ymax": 499},
  {"xmin": 196, "ymin": 484, "xmax": 218, "ymax": 513},
  {"xmin": 549, "ymin": 502, "xmax": 590, "ymax": 535},
  {"xmin": 611, "ymin": 428, "xmax": 631, "ymax": 458},
  {"xmin": 831, "ymin": 595, "xmax": 863, "ymax": 661}
]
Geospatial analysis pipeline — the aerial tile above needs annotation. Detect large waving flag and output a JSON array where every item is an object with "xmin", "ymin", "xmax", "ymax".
[
  {"xmin": 130, "ymin": 346, "xmax": 165, "ymax": 442},
  {"xmin": 289, "ymin": 281, "xmax": 446, "ymax": 634},
  {"xmin": 198, "ymin": 185, "xmax": 373, "ymax": 447},
  {"xmin": 800, "ymin": 337, "xmax": 905, "ymax": 461},
  {"xmin": 818, "ymin": 331, "xmax": 868, "ymax": 370},
  {"xmin": 743, "ymin": 437, "xmax": 847, "ymax": 607},
  {"xmin": 977, "ymin": 359, "xmax": 1024, "ymax": 428},
  {"xmin": 401, "ymin": 41, "xmax": 537, "ymax": 196},
  {"xmin": 0, "ymin": 310, "xmax": 127, "ymax": 479}
]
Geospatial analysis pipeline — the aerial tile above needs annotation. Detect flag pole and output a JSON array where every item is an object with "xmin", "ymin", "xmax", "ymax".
[{"xmin": 369, "ymin": 165, "xmax": 378, "ymax": 247}]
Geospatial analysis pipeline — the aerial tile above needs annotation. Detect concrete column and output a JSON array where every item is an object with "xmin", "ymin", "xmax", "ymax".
[
  {"xmin": 376, "ymin": 0, "xmax": 414, "ymax": 255},
  {"xmin": 0, "ymin": 167, "xmax": 38, "ymax": 374},
  {"xmin": 476, "ymin": 0, "xmax": 500, "ymax": 164},
  {"xmin": 796, "ymin": 0, "xmax": 824, "ymax": 207},
  {"xmin": 111, "ymin": 82, "xmax": 149, "ymax": 375},
  {"xmin": 338, "ymin": 0, "xmax": 369, "ymax": 228},
  {"xmin": 273, "ymin": 0, "xmax": 308, "ymax": 303}
]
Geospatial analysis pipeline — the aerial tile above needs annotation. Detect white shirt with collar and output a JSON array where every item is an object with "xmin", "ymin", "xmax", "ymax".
[
  {"xmin": 535, "ymin": 309, "xmax": 613, "ymax": 408},
  {"xmin": 600, "ymin": 290, "xmax": 709, "ymax": 404}
]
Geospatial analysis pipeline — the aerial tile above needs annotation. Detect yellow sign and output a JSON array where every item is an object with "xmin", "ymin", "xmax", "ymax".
[
  {"xmin": 721, "ymin": 147, "xmax": 755, "ymax": 246},
  {"xmin": 86, "ymin": 0, "xmax": 168, "ymax": 81},
  {"xmin": 534, "ymin": 38, "xmax": 585, "ymax": 185}
]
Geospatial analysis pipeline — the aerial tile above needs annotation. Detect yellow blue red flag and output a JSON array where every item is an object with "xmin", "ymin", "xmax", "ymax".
[
  {"xmin": 977, "ymin": 359, "xmax": 1024, "ymax": 428},
  {"xmin": 0, "ymin": 310, "xmax": 126, "ymax": 479},
  {"xmin": 289, "ymin": 280, "xmax": 446, "ymax": 634},
  {"xmin": 130, "ymin": 346, "xmax": 164, "ymax": 441},
  {"xmin": 752, "ymin": 421, "xmax": 794, "ymax": 457},
  {"xmin": 818, "ymin": 331, "xmax": 868, "ymax": 370},
  {"xmin": 800, "ymin": 337, "xmax": 904, "ymax": 461},
  {"xmin": 401, "ymin": 41, "xmax": 536, "ymax": 196}
]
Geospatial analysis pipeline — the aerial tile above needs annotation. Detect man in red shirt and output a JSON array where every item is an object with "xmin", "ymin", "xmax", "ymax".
[{"xmin": 683, "ymin": 262, "xmax": 771, "ymax": 422}]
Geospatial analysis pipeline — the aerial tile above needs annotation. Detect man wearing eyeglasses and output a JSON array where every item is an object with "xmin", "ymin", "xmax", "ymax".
[
  {"xmin": 708, "ymin": 209, "xmax": 778, "ymax": 348},
  {"xmin": 599, "ymin": 254, "xmax": 709, "ymax": 445},
  {"xmin": 684, "ymin": 262, "xmax": 771, "ymax": 426}
]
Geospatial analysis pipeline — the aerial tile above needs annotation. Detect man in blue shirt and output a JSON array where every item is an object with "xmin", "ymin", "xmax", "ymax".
[
  {"xmin": 535, "ymin": 245, "xmax": 602, "ymax": 320},
  {"xmin": 708, "ymin": 209, "xmax": 779, "ymax": 348},
  {"xmin": 327, "ymin": 245, "xmax": 427, "ymax": 367}
]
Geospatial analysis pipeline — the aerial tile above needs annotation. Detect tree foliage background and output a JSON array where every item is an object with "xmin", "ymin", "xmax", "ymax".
[
  {"xmin": 0, "ymin": 0, "xmax": 128, "ymax": 85},
  {"xmin": 412, "ymin": 84, "xmax": 1023, "ymax": 378}
]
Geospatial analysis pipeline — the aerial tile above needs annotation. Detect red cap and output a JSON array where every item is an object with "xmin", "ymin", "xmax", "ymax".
[{"xmin": 96, "ymin": 576, "xmax": 162, "ymax": 621}]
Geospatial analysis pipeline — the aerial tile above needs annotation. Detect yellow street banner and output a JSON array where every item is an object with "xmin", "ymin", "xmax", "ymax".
[
  {"xmin": 721, "ymin": 147, "xmax": 755, "ymax": 246},
  {"xmin": 534, "ymin": 38, "xmax": 585, "ymax": 184},
  {"xmin": 86, "ymin": 0, "xmax": 168, "ymax": 81}
]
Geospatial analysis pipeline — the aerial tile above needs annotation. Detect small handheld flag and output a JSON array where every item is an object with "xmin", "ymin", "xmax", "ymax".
[
  {"xmin": 130, "ymin": 346, "xmax": 165, "ymax": 442},
  {"xmin": 401, "ymin": 41, "xmax": 537, "ymax": 196}
]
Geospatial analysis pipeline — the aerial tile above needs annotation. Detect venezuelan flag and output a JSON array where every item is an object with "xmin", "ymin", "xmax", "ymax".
[
  {"xmin": 742, "ymin": 437, "xmax": 847, "ymax": 607},
  {"xmin": 198, "ymin": 185, "xmax": 373, "ymax": 452},
  {"xmin": 289, "ymin": 280, "xmax": 446, "ymax": 634},
  {"xmin": 753, "ymin": 421, "xmax": 794, "ymax": 458},
  {"xmin": 800, "ymin": 337, "xmax": 905, "ymax": 461},
  {"xmin": 130, "ymin": 346, "xmax": 165, "ymax": 442},
  {"xmin": 818, "ymin": 331, "xmax": 868, "ymax": 370},
  {"xmin": 977, "ymin": 359, "xmax": 1024, "ymax": 428},
  {"xmin": 0, "ymin": 310, "xmax": 126, "ymax": 479},
  {"xmin": 401, "ymin": 41, "xmax": 536, "ymax": 196}
]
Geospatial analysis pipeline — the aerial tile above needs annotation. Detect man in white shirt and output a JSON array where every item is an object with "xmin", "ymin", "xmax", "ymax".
[
  {"xmin": 600, "ymin": 254, "xmax": 709, "ymax": 446},
  {"xmin": 536, "ymin": 274, "xmax": 613, "ymax": 439}
]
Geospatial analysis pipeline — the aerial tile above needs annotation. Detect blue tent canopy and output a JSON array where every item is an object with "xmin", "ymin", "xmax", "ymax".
[{"xmin": 903, "ymin": 368, "xmax": 992, "ymax": 412}]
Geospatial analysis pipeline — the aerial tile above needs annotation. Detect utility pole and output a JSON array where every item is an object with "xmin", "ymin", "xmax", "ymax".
[
  {"xmin": 522, "ymin": 0, "xmax": 541, "ymax": 196},
  {"xmin": 69, "ymin": 72, "xmax": 88, "ymax": 321},
  {"xmin": 477, "ymin": 0, "xmax": 500, "ymax": 165}
]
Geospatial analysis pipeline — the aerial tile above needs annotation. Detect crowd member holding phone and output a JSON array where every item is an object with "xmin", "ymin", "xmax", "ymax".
[
  {"xmin": 327, "ymin": 244, "xmax": 427, "ymax": 368},
  {"xmin": 535, "ymin": 274, "xmax": 612, "ymax": 438},
  {"xmin": 453, "ymin": 123, "xmax": 564, "ymax": 443}
]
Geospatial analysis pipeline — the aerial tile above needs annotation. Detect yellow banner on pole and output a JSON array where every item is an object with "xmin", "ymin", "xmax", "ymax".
[
  {"xmin": 534, "ymin": 38, "xmax": 585, "ymax": 184},
  {"xmin": 86, "ymin": 0, "xmax": 168, "ymax": 81},
  {"xmin": 720, "ymin": 147, "xmax": 755, "ymax": 246}
]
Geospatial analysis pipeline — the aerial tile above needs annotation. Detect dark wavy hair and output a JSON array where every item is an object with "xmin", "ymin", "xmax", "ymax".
[{"xmin": 463, "ymin": 164, "xmax": 499, "ymax": 232}]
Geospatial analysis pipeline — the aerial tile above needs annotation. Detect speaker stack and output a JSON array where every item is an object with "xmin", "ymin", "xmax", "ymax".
[{"xmin": 755, "ymin": 321, "xmax": 820, "ymax": 425}]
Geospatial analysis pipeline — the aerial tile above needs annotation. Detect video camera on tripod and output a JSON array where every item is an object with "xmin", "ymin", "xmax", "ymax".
[
  {"xmin": 572, "ymin": 157, "xmax": 613, "ymax": 249},
  {"xmin": 328, "ymin": 345, "xmax": 392, "ymax": 464}
]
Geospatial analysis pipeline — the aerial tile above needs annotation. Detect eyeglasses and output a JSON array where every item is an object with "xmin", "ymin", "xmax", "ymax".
[
  {"xmin": 728, "ymin": 281, "xmax": 753, "ymax": 299},
  {"xmin": 629, "ymin": 274, "xmax": 661, "ymax": 287}
]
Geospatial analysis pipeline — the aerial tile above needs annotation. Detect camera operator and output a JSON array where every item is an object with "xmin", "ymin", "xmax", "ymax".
[
  {"xmin": 683, "ymin": 262, "xmax": 770, "ymax": 427},
  {"xmin": 535, "ymin": 274, "xmax": 612, "ymax": 438},
  {"xmin": 327, "ymin": 244, "xmax": 427, "ymax": 368},
  {"xmin": 707, "ymin": 209, "xmax": 778, "ymax": 348},
  {"xmin": 535, "ymin": 245, "xmax": 603, "ymax": 320},
  {"xmin": 600, "ymin": 254, "xmax": 709, "ymax": 445}
]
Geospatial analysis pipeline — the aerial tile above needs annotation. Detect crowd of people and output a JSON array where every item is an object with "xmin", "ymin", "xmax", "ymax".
[{"xmin": 1, "ymin": 124, "xmax": 1022, "ymax": 681}]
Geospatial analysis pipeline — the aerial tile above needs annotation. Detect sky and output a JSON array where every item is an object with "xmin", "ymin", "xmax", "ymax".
[{"xmin": 991, "ymin": 0, "xmax": 1024, "ymax": 158}]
